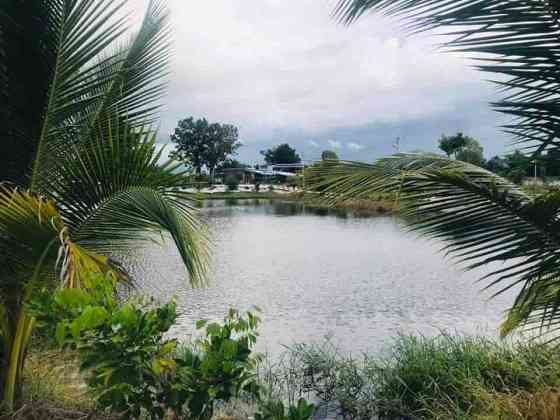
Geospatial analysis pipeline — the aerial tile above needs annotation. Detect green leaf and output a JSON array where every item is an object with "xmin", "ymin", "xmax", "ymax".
[
  {"xmin": 76, "ymin": 306, "xmax": 109, "ymax": 331},
  {"xmin": 55, "ymin": 322, "xmax": 68, "ymax": 346}
]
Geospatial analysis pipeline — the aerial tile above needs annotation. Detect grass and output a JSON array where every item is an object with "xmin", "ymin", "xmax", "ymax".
[
  {"xmin": 12, "ymin": 348, "xmax": 116, "ymax": 420},
  {"xmin": 18, "ymin": 334, "xmax": 560, "ymax": 419},
  {"xmin": 272, "ymin": 334, "xmax": 560, "ymax": 420}
]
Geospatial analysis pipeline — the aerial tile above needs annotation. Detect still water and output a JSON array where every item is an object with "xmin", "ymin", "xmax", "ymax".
[{"xmin": 127, "ymin": 199, "xmax": 514, "ymax": 355}]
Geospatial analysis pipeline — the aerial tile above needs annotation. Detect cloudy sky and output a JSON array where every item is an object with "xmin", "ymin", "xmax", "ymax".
[{"xmin": 130, "ymin": 0, "xmax": 509, "ymax": 164}]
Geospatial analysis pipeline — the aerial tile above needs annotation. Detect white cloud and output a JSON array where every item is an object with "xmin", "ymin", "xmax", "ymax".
[
  {"xmin": 128, "ymin": 0, "xmax": 492, "ymax": 140},
  {"xmin": 347, "ymin": 142, "xmax": 364, "ymax": 151},
  {"xmin": 308, "ymin": 139, "xmax": 319, "ymax": 148},
  {"xmin": 328, "ymin": 139, "xmax": 342, "ymax": 149}
]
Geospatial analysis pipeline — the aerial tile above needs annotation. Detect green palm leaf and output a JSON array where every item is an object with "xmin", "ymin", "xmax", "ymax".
[
  {"xmin": 0, "ymin": 1, "xmax": 207, "ymax": 407},
  {"xmin": 307, "ymin": 155, "xmax": 560, "ymax": 339},
  {"xmin": 334, "ymin": 0, "xmax": 560, "ymax": 155}
]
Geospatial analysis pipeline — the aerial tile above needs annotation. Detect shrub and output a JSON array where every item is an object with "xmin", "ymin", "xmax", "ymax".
[
  {"xmin": 30, "ymin": 275, "xmax": 265, "ymax": 419},
  {"xmin": 224, "ymin": 174, "xmax": 240, "ymax": 191},
  {"xmin": 173, "ymin": 309, "xmax": 263, "ymax": 419}
]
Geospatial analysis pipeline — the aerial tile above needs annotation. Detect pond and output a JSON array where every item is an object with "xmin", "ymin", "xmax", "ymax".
[{"xmin": 128, "ymin": 199, "xmax": 515, "ymax": 356}]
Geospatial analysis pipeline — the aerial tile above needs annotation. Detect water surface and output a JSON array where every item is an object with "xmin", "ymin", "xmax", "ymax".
[{"xmin": 128, "ymin": 199, "xmax": 514, "ymax": 355}]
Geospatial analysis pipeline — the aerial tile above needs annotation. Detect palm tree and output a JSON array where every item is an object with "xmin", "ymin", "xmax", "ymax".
[
  {"xmin": 0, "ymin": 0, "xmax": 208, "ymax": 410},
  {"xmin": 308, "ymin": 1, "xmax": 560, "ymax": 341}
]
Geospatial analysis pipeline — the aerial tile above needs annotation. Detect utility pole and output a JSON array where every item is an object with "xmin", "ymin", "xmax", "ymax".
[{"xmin": 393, "ymin": 137, "xmax": 400, "ymax": 154}]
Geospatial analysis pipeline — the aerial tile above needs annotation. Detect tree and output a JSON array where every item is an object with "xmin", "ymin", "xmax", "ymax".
[
  {"xmin": 486, "ymin": 156, "xmax": 508, "ymax": 175},
  {"xmin": 170, "ymin": 117, "xmax": 241, "ymax": 177},
  {"xmin": 260, "ymin": 143, "xmax": 301, "ymax": 165},
  {"xmin": 311, "ymin": 0, "xmax": 560, "ymax": 341},
  {"xmin": 455, "ymin": 138, "xmax": 486, "ymax": 167},
  {"xmin": 0, "ymin": 0, "xmax": 208, "ymax": 410},
  {"xmin": 438, "ymin": 132, "xmax": 468, "ymax": 158},
  {"xmin": 321, "ymin": 150, "xmax": 339, "ymax": 161},
  {"xmin": 219, "ymin": 159, "xmax": 248, "ymax": 170}
]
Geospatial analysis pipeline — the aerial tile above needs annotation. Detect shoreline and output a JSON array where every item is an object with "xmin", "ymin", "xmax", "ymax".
[{"xmin": 192, "ymin": 191, "xmax": 399, "ymax": 214}]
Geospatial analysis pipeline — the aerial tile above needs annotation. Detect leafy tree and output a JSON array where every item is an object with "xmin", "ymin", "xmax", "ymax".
[
  {"xmin": 438, "ymin": 132, "xmax": 468, "ymax": 158},
  {"xmin": 0, "ymin": 0, "xmax": 208, "ymax": 410},
  {"xmin": 170, "ymin": 117, "xmax": 241, "ymax": 177},
  {"xmin": 219, "ymin": 158, "xmax": 248, "ymax": 170},
  {"xmin": 261, "ymin": 144, "xmax": 301, "ymax": 165},
  {"xmin": 456, "ymin": 138, "xmax": 486, "ymax": 167},
  {"xmin": 311, "ymin": 0, "xmax": 560, "ymax": 342},
  {"xmin": 486, "ymin": 156, "xmax": 508, "ymax": 175},
  {"xmin": 321, "ymin": 150, "xmax": 339, "ymax": 161}
]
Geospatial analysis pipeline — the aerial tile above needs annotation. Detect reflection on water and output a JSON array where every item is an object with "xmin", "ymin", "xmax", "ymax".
[{"xmin": 125, "ymin": 199, "xmax": 515, "ymax": 355}]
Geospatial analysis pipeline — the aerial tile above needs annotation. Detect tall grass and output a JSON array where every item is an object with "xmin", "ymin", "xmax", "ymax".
[{"xmin": 274, "ymin": 335, "xmax": 560, "ymax": 419}]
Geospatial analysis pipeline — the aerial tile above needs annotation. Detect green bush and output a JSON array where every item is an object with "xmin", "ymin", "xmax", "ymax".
[
  {"xmin": 30, "ymin": 275, "xmax": 265, "ymax": 419},
  {"xmin": 224, "ymin": 174, "xmax": 240, "ymax": 191},
  {"xmin": 174, "ymin": 309, "xmax": 263, "ymax": 419}
]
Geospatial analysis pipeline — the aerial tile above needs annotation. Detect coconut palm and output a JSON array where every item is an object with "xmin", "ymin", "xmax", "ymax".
[
  {"xmin": 0, "ymin": 0, "xmax": 208, "ymax": 410},
  {"xmin": 308, "ymin": 0, "xmax": 560, "ymax": 341}
]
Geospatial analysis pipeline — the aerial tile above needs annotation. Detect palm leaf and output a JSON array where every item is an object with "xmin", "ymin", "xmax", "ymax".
[
  {"xmin": 27, "ymin": 0, "xmax": 129, "ymax": 189},
  {"xmin": 85, "ymin": 0, "xmax": 171, "ymax": 133},
  {"xmin": 0, "ymin": 186, "xmax": 123, "ymax": 290},
  {"xmin": 334, "ymin": 0, "xmax": 560, "ymax": 155},
  {"xmin": 45, "ymin": 118, "xmax": 209, "ymax": 286},
  {"xmin": 307, "ymin": 155, "xmax": 560, "ymax": 338}
]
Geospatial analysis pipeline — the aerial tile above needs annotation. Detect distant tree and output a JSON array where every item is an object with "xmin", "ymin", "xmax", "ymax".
[
  {"xmin": 170, "ymin": 117, "xmax": 241, "ymax": 176},
  {"xmin": 260, "ymin": 143, "xmax": 301, "ymax": 164},
  {"xmin": 438, "ymin": 132, "xmax": 469, "ymax": 158},
  {"xmin": 504, "ymin": 150, "xmax": 531, "ymax": 180},
  {"xmin": 218, "ymin": 159, "xmax": 248, "ymax": 170},
  {"xmin": 456, "ymin": 138, "xmax": 486, "ymax": 167},
  {"xmin": 321, "ymin": 150, "xmax": 339, "ymax": 161},
  {"xmin": 486, "ymin": 156, "xmax": 508, "ymax": 175}
]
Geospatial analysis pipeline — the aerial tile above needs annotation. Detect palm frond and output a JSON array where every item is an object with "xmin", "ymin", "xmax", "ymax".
[
  {"xmin": 307, "ymin": 155, "xmax": 560, "ymax": 338},
  {"xmin": 0, "ymin": 186, "xmax": 124, "ymax": 291},
  {"xmin": 45, "ymin": 118, "xmax": 209, "ymax": 286},
  {"xmin": 334, "ymin": 0, "xmax": 560, "ymax": 155},
  {"xmin": 86, "ymin": 0, "xmax": 171, "ymax": 132},
  {"xmin": 28, "ymin": 0, "xmax": 129, "ymax": 189}
]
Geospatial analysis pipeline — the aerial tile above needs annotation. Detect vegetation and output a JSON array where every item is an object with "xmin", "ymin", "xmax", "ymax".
[
  {"xmin": 438, "ymin": 133, "xmax": 485, "ymax": 167},
  {"xmin": 170, "ymin": 117, "xmax": 242, "ymax": 177},
  {"xmin": 438, "ymin": 132, "xmax": 469, "ymax": 159},
  {"xmin": 321, "ymin": 150, "xmax": 339, "ymax": 161},
  {"xmin": 308, "ymin": 0, "xmax": 560, "ymax": 341},
  {"xmin": 0, "ymin": 0, "xmax": 209, "ymax": 411},
  {"xmin": 224, "ymin": 174, "xmax": 241, "ymax": 191},
  {"xmin": 270, "ymin": 335, "xmax": 560, "ymax": 419},
  {"xmin": 261, "ymin": 144, "xmax": 301, "ymax": 165},
  {"xmin": 29, "ymin": 273, "xmax": 272, "ymax": 419}
]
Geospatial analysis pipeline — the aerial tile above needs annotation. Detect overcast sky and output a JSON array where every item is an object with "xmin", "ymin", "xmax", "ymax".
[{"xmin": 130, "ymin": 0, "xmax": 509, "ymax": 163}]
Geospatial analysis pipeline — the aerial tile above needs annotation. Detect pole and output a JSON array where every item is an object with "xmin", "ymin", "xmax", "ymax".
[{"xmin": 393, "ymin": 137, "xmax": 400, "ymax": 154}]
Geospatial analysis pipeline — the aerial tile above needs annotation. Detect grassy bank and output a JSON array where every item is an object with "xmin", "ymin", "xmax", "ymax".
[
  {"xmin": 21, "ymin": 334, "xmax": 560, "ymax": 420},
  {"xmin": 193, "ymin": 191, "xmax": 399, "ymax": 214},
  {"xmin": 270, "ymin": 335, "xmax": 560, "ymax": 419}
]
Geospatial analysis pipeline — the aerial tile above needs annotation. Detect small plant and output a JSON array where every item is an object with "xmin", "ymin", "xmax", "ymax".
[
  {"xmin": 225, "ymin": 174, "xmax": 240, "ymax": 191},
  {"xmin": 30, "ymin": 275, "xmax": 264, "ymax": 419},
  {"xmin": 174, "ymin": 309, "xmax": 263, "ymax": 419},
  {"xmin": 30, "ymin": 275, "xmax": 180, "ymax": 419},
  {"xmin": 254, "ymin": 398, "xmax": 314, "ymax": 420}
]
